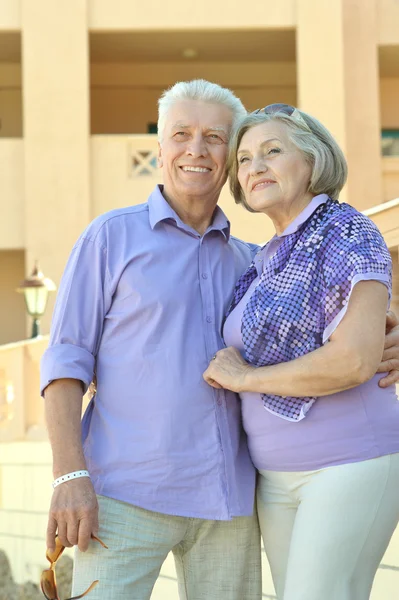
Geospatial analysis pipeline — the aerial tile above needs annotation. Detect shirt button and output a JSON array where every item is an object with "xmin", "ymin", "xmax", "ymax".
[
  {"xmin": 217, "ymin": 397, "xmax": 222, "ymax": 406},
  {"xmin": 206, "ymin": 316, "xmax": 212, "ymax": 323},
  {"xmin": 202, "ymin": 273, "xmax": 208, "ymax": 279}
]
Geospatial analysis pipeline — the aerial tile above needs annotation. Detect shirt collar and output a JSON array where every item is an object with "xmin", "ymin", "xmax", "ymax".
[
  {"xmin": 148, "ymin": 185, "xmax": 231, "ymax": 240},
  {"xmin": 278, "ymin": 194, "xmax": 329, "ymax": 238}
]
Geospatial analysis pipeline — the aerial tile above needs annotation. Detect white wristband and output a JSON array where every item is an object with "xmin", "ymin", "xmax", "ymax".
[{"xmin": 52, "ymin": 470, "xmax": 90, "ymax": 489}]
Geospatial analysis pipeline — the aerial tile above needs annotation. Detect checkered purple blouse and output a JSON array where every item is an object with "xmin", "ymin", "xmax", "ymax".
[{"xmin": 227, "ymin": 198, "xmax": 392, "ymax": 421}]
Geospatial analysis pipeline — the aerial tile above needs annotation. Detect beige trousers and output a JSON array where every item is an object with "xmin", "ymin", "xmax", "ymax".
[
  {"xmin": 257, "ymin": 453, "xmax": 399, "ymax": 600},
  {"xmin": 72, "ymin": 495, "xmax": 261, "ymax": 600}
]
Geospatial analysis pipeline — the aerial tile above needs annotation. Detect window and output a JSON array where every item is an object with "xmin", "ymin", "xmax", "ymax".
[{"xmin": 382, "ymin": 130, "xmax": 399, "ymax": 156}]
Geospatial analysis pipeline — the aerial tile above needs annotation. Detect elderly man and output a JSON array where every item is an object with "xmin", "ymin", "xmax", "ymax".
[{"xmin": 41, "ymin": 79, "xmax": 399, "ymax": 600}]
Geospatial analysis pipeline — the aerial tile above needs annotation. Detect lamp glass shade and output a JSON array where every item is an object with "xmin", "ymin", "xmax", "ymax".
[{"xmin": 23, "ymin": 286, "xmax": 49, "ymax": 318}]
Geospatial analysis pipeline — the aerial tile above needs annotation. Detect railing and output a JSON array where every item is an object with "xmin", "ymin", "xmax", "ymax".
[{"xmin": 0, "ymin": 337, "xmax": 49, "ymax": 443}]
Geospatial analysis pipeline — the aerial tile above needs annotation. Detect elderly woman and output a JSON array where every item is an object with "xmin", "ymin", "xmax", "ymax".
[{"xmin": 204, "ymin": 104, "xmax": 399, "ymax": 600}]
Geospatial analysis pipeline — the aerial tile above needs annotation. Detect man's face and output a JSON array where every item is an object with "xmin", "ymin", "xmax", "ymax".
[{"xmin": 158, "ymin": 100, "xmax": 233, "ymax": 205}]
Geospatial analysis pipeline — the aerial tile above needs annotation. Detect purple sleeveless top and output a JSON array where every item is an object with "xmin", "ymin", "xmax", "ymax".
[{"xmin": 223, "ymin": 196, "xmax": 399, "ymax": 471}]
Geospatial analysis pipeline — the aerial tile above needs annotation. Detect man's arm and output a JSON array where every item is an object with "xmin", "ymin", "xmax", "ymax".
[
  {"xmin": 40, "ymin": 232, "xmax": 111, "ymax": 552},
  {"xmin": 45, "ymin": 378, "xmax": 98, "ymax": 553},
  {"xmin": 379, "ymin": 310, "xmax": 399, "ymax": 387}
]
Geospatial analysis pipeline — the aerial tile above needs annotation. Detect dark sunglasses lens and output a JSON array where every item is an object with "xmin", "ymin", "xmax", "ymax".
[
  {"xmin": 41, "ymin": 569, "xmax": 57, "ymax": 600},
  {"xmin": 252, "ymin": 103, "xmax": 295, "ymax": 116},
  {"xmin": 265, "ymin": 103, "xmax": 295, "ymax": 115}
]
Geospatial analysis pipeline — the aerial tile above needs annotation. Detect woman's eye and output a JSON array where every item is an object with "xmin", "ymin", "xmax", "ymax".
[
  {"xmin": 238, "ymin": 156, "xmax": 249, "ymax": 164},
  {"xmin": 268, "ymin": 147, "xmax": 281, "ymax": 155}
]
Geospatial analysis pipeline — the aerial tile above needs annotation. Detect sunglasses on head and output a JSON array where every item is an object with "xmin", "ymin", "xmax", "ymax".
[
  {"xmin": 252, "ymin": 103, "xmax": 311, "ymax": 131},
  {"xmin": 40, "ymin": 534, "xmax": 108, "ymax": 600}
]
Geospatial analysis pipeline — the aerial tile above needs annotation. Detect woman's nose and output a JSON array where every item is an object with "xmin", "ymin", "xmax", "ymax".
[{"xmin": 250, "ymin": 156, "xmax": 267, "ymax": 174}]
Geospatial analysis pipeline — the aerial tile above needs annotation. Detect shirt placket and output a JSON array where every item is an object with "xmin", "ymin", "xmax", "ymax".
[{"xmin": 199, "ymin": 234, "xmax": 232, "ymax": 519}]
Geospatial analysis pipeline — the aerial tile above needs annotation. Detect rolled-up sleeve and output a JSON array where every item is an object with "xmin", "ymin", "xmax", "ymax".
[{"xmin": 41, "ymin": 235, "xmax": 111, "ymax": 395}]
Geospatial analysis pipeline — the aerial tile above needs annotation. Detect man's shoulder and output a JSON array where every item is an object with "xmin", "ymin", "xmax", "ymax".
[{"xmin": 81, "ymin": 203, "xmax": 149, "ymax": 245}]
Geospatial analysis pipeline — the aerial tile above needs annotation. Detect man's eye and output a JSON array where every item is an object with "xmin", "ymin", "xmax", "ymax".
[
  {"xmin": 175, "ymin": 131, "xmax": 187, "ymax": 137},
  {"xmin": 208, "ymin": 134, "xmax": 224, "ymax": 143}
]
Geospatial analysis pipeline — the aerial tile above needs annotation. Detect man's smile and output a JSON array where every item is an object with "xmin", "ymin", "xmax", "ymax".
[{"xmin": 180, "ymin": 166, "xmax": 212, "ymax": 173}]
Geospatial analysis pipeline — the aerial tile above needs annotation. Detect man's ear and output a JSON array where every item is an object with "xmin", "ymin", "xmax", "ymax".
[{"xmin": 158, "ymin": 142, "xmax": 163, "ymax": 168}]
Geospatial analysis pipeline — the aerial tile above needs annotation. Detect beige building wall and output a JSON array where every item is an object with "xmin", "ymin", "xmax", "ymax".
[
  {"xmin": 91, "ymin": 61, "xmax": 297, "ymax": 134},
  {"xmin": 296, "ymin": 0, "xmax": 383, "ymax": 210},
  {"xmin": 87, "ymin": 0, "xmax": 296, "ymax": 30},
  {"xmin": 21, "ymin": 0, "xmax": 91, "ymax": 335},
  {"xmin": 0, "ymin": 0, "xmax": 397, "ymax": 341}
]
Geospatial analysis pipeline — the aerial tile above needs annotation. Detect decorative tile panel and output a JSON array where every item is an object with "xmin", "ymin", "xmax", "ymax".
[{"xmin": 129, "ymin": 145, "xmax": 158, "ymax": 178}]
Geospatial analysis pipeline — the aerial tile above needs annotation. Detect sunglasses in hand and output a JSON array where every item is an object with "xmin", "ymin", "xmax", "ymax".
[{"xmin": 40, "ymin": 534, "xmax": 108, "ymax": 600}]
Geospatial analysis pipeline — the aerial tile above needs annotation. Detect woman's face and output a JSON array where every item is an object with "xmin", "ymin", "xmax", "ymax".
[{"xmin": 237, "ymin": 121, "xmax": 313, "ymax": 227}]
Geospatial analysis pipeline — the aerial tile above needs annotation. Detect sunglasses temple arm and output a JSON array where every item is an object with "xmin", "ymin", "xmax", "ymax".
[{"xmin": 67, "ymin": 580, "xmax": 99, "ymax": 600}]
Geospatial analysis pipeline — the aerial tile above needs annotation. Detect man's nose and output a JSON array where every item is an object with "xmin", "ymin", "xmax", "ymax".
[{"xmin": 186, "ymin": 135, "xmax": 208, "ymax": 157}]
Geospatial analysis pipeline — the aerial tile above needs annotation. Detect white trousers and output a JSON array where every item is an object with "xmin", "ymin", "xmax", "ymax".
[
  {"xmin": 257, "ymin": 453, "xmax": 399, "ymax": 600},
  {"xmin": 72, "ymin": 495, "xmax": 261, "ymax": 600}
]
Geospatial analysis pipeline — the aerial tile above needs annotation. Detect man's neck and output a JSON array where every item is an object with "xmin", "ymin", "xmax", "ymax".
[{"xmin": 162, "ymin": 190, "xmax": 219, "ymax": 236}]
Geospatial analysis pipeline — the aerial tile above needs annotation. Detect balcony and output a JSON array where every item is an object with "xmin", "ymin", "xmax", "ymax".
[{"xmin": 1, "ymin": 135, "xmax": 399, "ymax": 252}]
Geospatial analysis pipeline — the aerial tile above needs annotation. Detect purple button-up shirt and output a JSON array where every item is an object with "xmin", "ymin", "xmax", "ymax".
[{"xmin": 41, "ymin": 186, "xmax": 257, "ymax": 520}]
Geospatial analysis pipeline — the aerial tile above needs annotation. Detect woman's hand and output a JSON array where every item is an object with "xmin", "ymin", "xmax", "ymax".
[
  {"xmin": 378, "ymin": 310, "xmax": 399, "ymax": 387},
  {"xmin": 203, "ymin": 347, "xmax": 255, "ymax": 393}
]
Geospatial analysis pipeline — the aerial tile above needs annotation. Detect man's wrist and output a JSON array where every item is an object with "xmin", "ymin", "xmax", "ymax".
[
  {"xmin": 52, "ymin": 470, "xmax": 91, "ymax": 489},
  {"xmin": 53, "ymin": 458, "xmax": 87, "ymax": 480}
]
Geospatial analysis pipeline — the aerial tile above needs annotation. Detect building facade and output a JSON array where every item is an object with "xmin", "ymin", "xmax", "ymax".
[
  {"xmin": 1, "ymin": 0, "xmax": 399, "ymax": 344},
  {"xmin": 1, "ymin": 0, "xmax": 399, "ymax": 594}
]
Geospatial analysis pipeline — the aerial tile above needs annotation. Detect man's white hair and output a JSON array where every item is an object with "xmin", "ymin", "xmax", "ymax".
[{"xmin": 157, "ymin": 79, "xmax": 247, "ymax": 142}]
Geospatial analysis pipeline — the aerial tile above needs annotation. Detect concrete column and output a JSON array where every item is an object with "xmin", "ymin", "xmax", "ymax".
[
  {"xmin": 296, "ymin": 0, "xmax": 382, "ymax": 210},
  {"xmin": 21, "ymin": 0, "xmax": 90, "ymax": 334}
]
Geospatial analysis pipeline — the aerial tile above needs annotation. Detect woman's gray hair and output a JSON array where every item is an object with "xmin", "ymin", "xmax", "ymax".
[
  {"xmin": 228, "ymin": 110, "xmax": 348, "ymax": 210},
  {"xmin": 157, "ymin": 79, "xmax": 247, "ymax": 142}
]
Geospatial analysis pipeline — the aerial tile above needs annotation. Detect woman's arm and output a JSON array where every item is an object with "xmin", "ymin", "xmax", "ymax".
[
  {"xmin": 378, "ymin": 310, "xmax": 399, "ymax": 387},
  {"xmin": 204, "ymin": 280, "xmax": 388, "ymax": 396}
]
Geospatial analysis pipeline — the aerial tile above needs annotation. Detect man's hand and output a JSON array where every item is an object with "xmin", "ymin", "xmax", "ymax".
[
  {"xmin": 47, "ymin": 477, "xmax": 99, "ymax": 553},
  {"xmin": 378, "ymin": 310, "xmax": 399, "ymax": 387},
  {"xmin": 203, "ymin": 347, "xmax": 254, "ymax": 393}
]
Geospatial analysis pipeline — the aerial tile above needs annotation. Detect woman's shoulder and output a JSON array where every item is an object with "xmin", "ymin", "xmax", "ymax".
[{"xmin": 319, "ymin": 199, "xmax": 385, "ymax": 243}]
